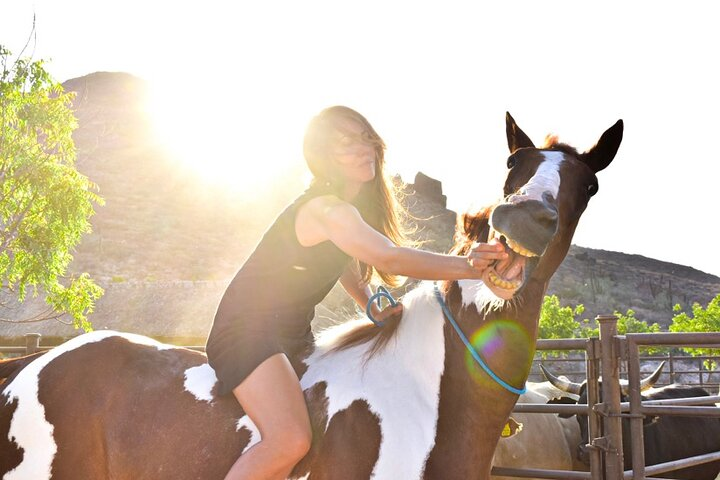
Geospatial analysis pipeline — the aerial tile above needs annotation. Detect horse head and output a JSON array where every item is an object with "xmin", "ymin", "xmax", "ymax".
[{"xmin": 452, "ymin": 112, "xmax": 623, "ymax": 303}]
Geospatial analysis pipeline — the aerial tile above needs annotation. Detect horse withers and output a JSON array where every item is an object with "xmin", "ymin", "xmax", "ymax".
[{"xmin": 0, "ymin": 113, "xmax": 623, "ymax": 480}]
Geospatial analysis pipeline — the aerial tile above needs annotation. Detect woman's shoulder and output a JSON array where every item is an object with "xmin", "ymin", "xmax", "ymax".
[{"xmin": 300, "ymin": 194, "xmax": 358, "ymax": 221}]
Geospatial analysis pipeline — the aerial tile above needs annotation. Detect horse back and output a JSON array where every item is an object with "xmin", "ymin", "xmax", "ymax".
[
  {"xmin": 0, "ymin": 351, "xmax": 46, "ymax": 386},
  {"xmin": 1, "ymin": 332, "xmax": 251, "ymax": 479}
]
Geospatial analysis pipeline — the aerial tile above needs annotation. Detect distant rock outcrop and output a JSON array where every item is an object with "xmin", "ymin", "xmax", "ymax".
[
  {"xmin": 0, "ymin": 72, "xmax": 718, "ymax": 342},
  {"xmin": 412, "ymin": 172, "xmax": 448, "ymax": 208}
]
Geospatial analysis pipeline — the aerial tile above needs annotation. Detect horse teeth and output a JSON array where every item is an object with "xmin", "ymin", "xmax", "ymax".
[
  {"xmin": 505, "ymin": 237, "xmax": 538, "ymax": 258},
  {"xmin": 488, "ymin": 271, "xmax": 520, "ymax": 290}
]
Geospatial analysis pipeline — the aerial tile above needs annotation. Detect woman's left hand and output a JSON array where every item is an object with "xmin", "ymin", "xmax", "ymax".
[
  {"xmin": 373, "ymin": 302, "xmax": 404, "ymax": 324},
  {"xmin": 467, "ymin": 241, "xmax": 508, "ymax": 274}
]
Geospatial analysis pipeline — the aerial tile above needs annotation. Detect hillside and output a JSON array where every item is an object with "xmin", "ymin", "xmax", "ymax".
[{"xmin": 1, "ymin": 72, "xmax": 718, "ymax": 341}]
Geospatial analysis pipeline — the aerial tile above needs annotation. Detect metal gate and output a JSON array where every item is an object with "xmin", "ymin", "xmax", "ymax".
[{"xmin": 491, "ymin": 315, "xmax": 720, "ymax": 480}]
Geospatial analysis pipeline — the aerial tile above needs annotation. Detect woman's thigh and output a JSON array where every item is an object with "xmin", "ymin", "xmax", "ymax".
[{"xmin": 232, "ymin": 353, "xmax": 311, "ymax": 440}]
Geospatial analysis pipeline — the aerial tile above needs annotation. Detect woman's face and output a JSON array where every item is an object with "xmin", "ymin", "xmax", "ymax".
[{"xmin": 329, "ymin": 119, "xmax": 377, "ymax": 185}]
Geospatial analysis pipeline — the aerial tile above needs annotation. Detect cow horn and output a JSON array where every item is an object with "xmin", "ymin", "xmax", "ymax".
[
  {"xmin": 539, "ymin": 364, "xmax": 583, "ymax": 395},
  {"xmin": 620, "ymin": 361, "xmax": 666, "ymax": 395},
  {"xmin": 640, "ymin": 361, "xmax": 666, "ymax": 391},
  {"xmin": 620, "ymin": 380, "xmax": 629, "ymax": 396}
]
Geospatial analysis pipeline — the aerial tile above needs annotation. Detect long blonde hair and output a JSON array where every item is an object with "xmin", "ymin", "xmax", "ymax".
[{"xmin": 303, "ymin": 106, "xmax": 413, "ymax": 287}]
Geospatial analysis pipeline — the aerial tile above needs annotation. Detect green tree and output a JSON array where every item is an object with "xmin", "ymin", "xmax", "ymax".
[
  {"xmin": 539, "ymin": 294, "xmax": 586, "ymax": 340},
  {"xmin": 538, "ymin": 295, "xmax": 586, "ymax": 357},
  {"xmin": 538, "ymin": 296, "xmax": 664, "ymax": 355},
  {"xmin": 1, "ymin": 45, "xmax": 103, "ymax": 331},
  {"xmin": 578, "ymin": 308, "xmax": 662, "ymax": 338},
  {"xmin": 577, "ymin": 308, "xmax": 664, "ymax": 355},
  {"xmin": 670, "ymin": 294, "xmax": 720, "ymax": 369}
]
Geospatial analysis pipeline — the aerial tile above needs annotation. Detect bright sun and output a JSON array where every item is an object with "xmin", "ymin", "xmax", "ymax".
[{"xmin": 144, "ymin": 81, "xmax": 303, "ymax": 195}]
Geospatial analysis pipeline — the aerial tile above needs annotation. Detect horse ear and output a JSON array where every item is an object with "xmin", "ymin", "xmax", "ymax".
[
  {"xmin": 581, "ymin": 119, "xmax": 624, "ymax": 173},
  {"xmin": 506, "ymin": 112, "xmax": 535, "ymax": 153}
]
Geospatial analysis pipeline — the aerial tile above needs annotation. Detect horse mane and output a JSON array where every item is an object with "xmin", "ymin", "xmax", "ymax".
[
  {"xmin": 451, "ymin": 205, "xmax": 493, "ymax": 255},
  {"xmin": 328, "ymin": 206, "xmax": 495, "ymax": 360},
  {"xmin": 542, "ymin": 134, "xmax": 581, "ymax": 157}
]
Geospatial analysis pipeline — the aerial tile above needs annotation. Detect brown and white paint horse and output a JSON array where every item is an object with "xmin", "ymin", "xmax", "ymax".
[{"xmin": 0, "ymin": 113, "xmax": 623, "ymax": 480}]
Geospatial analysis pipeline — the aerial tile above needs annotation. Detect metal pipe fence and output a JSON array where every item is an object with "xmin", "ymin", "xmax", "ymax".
[{"xmin": 5, "ymin": 333, "xmax": 719, "ymax": 390}]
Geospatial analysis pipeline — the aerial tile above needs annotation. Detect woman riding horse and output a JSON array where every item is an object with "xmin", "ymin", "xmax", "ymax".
[{"xmin": 205, "ymin": 106, "xmax": 507, "ymax": 480}]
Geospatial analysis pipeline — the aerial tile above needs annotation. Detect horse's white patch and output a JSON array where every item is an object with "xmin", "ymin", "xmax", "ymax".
[
  {"xmin": 515, "ymin": 151, "xmax": 563, "ymax": 202},
  {"xmin": 1, "ymin": 330, "xmax": 178, "ymax": 480},
  {"xmin": 458, "ymin": 278, "xmax": 505, "ymax": 312},
  {"xmin": 298, "ymin": 282, "xmax": 447, "ymax": 479},
  {"xmin": 183, "ymin": 364, "xmax": 217, "ymax": 403},
  {"xmin": 237, "ymin": 416, "xmax": 262, "ymax": 453}
]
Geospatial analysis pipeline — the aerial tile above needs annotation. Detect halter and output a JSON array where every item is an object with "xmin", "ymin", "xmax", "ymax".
[{"xmin": 365, "ymin": 283, "xmax": 527, "ymax": 395}]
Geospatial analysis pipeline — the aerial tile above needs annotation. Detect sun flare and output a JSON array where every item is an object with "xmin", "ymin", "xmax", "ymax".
[{"xmin": 144, "ymin": 82, "xmax": 303, "ymax": 195}]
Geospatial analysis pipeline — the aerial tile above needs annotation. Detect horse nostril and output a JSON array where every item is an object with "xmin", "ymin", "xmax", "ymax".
[
  {"xmin": 541, "ymin": 190, "xmax": 556, "ymax": 206},
  {"xmin": 541, "ymin": 191, "xmax": 558, "ymax": 217},
  {"xmin": 540, "ymin": 206, "xmax": 558, "ymax": 227},
  {"xmin": 535, "ymin": 193, "xmax": 558, "ymax": 230}
]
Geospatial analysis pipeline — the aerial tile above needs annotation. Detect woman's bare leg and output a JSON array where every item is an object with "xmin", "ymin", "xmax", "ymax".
[{"xmin": 223, "ymin": 353, "xmax": 311, "ymax": 480}]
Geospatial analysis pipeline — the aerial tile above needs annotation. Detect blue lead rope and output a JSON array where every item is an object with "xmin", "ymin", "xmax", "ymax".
[
  {"xmin": 364, "ymin": 284, "xmax": 526, "ymax": 395},
  {"xmin": 432, "ymin": 283, "xmax": 527, "ymax": 395}
]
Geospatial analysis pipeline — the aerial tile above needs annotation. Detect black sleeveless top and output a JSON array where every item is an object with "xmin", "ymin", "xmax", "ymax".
[{"xmin": 209, "ymin": 183, "xmax": 352, "ymax": 340}]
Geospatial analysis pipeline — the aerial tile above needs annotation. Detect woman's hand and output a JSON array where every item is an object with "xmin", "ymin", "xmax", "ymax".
[
  {"xmin": 372, "ymin": 302, "xmax": 404, "ymax": 324},
  {"xmin": 467, "ymin": 241, "xmax": 507, "ymax": 275}
]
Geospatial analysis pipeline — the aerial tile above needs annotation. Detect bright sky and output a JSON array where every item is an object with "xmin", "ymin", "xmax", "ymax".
[{"xmin": 2, "ymin": 1, "xmax": 719, "ymax": 278}]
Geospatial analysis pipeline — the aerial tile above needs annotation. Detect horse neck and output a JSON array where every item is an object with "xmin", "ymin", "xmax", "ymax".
[
  {"xmin": 423, "ymin": 278, "xmax": 548, "ymax": 476},
  {"xmin": 446, "ymin": 276, "xmax": 547, "ymax": 376}
]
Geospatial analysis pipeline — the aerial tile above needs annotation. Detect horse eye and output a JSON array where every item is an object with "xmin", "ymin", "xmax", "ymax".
[
  {"xmin": 507, "ymin": 156, "xmax": 516, "ymax": 169},
  {"xmin": 588, "ymin": 183, "xmax": 598, "ymax": 196}
]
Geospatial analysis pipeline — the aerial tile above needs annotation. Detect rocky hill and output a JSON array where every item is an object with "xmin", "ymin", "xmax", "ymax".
[{"xmin": 1, "ymin": 72, "xmax": 718, "ymax": 343}]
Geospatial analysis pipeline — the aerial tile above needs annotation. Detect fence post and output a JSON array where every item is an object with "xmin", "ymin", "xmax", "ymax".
[
  {"xmin": 25, "ymin": 333, "xmax": 41, "ymax": 354},
  {"xmin": 585, "ymin": 337, "xmax": 604, "ymax": 480},
  {"xmin": 626, "ymin": 336, "xmax": 646, "ymax": 480},
  {"xmin": 598, "ymin": 314, "xmax": 624, "ymax": 480}
]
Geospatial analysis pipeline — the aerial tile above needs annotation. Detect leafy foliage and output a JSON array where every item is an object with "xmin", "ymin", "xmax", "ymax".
[
  {"xmin": 539, "ymin": 295, "xmax": 664, "ymax": 356},
  {"xmin": 669, "ymin": 294, "xmax": 720, "ymax": 369},
  {"xmin": 537, "ymin": 295, "xmax": 586, "ymax": 357},
  {"xmin": 1, "ymin": 45, "xmax": 103, "ymax": 330},
  {"xmin": 577, "ymin": 308, "xmax": 662, "ymax": 337},
  {"xmin": 539, "ymin": 294, "xmax": 586, "ymax": 340}
]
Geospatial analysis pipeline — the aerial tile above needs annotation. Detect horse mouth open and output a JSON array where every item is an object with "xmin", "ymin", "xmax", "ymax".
[
  {"xmin": 483, "ymin": 195, "xmax": 559, "ymax": 300},
  {"xmin": 483, "ymin": 229, "xmax": 535, "ymax": 299}
]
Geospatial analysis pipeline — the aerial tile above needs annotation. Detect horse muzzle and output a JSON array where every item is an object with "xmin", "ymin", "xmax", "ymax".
[
  {"xmin": 481, "ymin": 192, "xmax": 558, "ymax": 298},
  {"xmin": 490, "ymin": 191, "xmax": 559, "ymax": 258}
]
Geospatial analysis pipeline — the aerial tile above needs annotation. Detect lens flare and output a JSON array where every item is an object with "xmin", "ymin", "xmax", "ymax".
[{"xmin": 464, "ymin": 320, "xmax": 532, "ymax": 390}]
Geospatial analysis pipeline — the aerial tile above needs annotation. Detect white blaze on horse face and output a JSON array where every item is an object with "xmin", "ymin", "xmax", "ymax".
[
  {"xmin": 183, "ymin": 364, "xmax": 217, "ymax": 403},
  {"xmin": 1, "ymin": 331, "xmax": 177, "ymax": 480},
  {"xmin": 512, "ymin": 151, "xmax": 564, "ymax": 203},
  {"xmin": 298, "ymin": 282, "xmax": 446, "ymax": 479},
  {"xmin": 457, "ymin": 151, "xmax": 566, "ymax": 309}
]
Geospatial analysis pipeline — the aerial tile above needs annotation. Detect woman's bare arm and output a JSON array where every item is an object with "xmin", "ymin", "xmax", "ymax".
[
  {"xmin": 301, "ymin": 196, "xmax": 506, "ymax": 281},
  {"xmin": 339, "ymin": 262, "xmax": 403, "ymax": 322}
]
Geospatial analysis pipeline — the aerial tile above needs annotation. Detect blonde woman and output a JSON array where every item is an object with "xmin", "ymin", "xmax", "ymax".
[{"xmin": 206, "ymin": 106, "xmax": 506, "ymax": 480}]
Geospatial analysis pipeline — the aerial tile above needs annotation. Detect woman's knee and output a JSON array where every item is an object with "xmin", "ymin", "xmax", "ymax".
[{"xmin": 271, "ymin": 424, "xmax": 312, "ymax": 462}]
